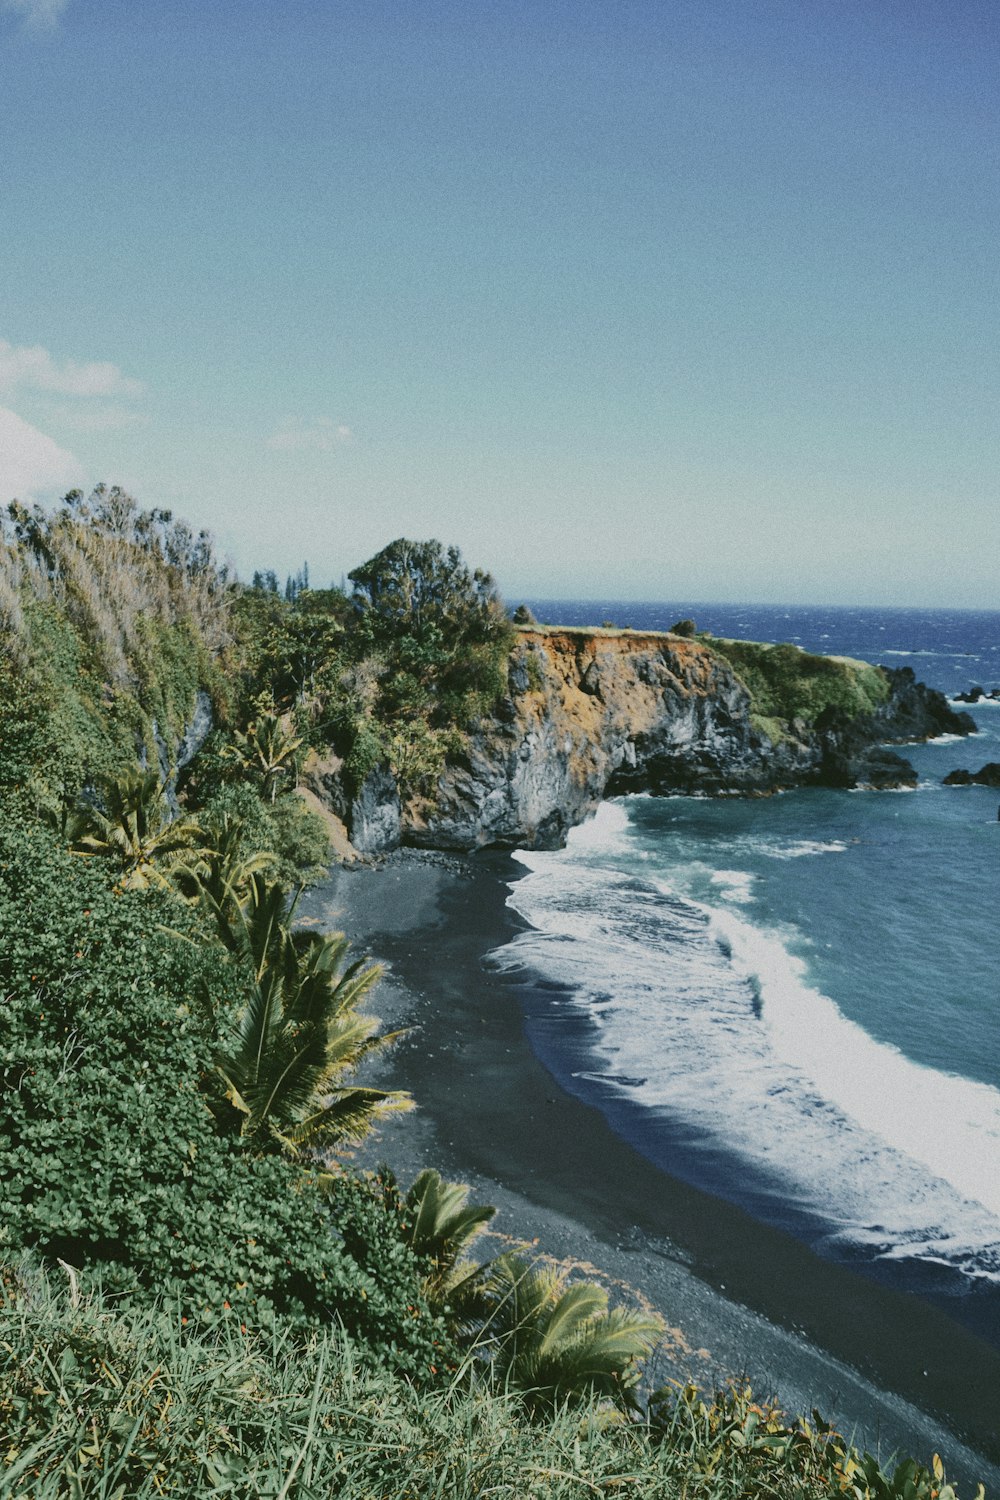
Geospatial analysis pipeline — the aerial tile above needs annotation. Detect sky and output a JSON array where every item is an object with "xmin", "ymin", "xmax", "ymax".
[{"xmin": 1, "ymin": 0, "xmax": 998, "ymax": 607}]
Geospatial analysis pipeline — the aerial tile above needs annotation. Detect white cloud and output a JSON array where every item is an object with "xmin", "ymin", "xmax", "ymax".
[
  {"xmin": 266, "ymin": 417, "xmax": 353, "ymax": 453},
  {"xmin": 1, "ymin": 0, "xmax": 70, "ymax": 28},
  {"xmin": 0, "ymin": 406, "xmax": 85, "ymax": 502},
  {"xmin": 0, "ymin": 338, "xmax": 144, "ymax": 399}
]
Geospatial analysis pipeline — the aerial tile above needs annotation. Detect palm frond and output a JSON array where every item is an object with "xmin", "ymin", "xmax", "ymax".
[{"xmin": 281, "ymin": 1088, "xmax": 415, "ymax": 1152}]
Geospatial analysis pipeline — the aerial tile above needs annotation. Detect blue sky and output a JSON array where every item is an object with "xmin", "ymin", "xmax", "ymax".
[{"xmin": 2, "ymin": 0, "xmax": 997, "ymax": 606}]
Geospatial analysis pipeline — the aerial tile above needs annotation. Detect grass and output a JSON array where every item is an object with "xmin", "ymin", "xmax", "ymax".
[
  {"xmin": 1, "ymin": 1263, "xmax": 978, "ymax": 1500},
  {"xmin": 702, "ymin": 637, "xmax": 890, "ymax": 731}
]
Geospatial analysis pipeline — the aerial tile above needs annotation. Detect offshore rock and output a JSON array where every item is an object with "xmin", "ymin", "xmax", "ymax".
[{"xmin": 943, "ymin": 763, "xmax": 1000, "ymax": 788}]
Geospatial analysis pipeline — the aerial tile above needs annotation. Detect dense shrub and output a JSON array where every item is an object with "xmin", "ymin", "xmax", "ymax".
[
  {"xmin": 198, "ymin": 781, "xmax": 330, "ymax": 887},
  {"xmin": 0, "ymin": 823, "xmax": 439, "ymax": 1371}
]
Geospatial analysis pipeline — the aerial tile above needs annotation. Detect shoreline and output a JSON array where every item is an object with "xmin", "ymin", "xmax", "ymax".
[{"xmin": 298, "ymin": 850, "xmax": 1000, "ymax": 1492}]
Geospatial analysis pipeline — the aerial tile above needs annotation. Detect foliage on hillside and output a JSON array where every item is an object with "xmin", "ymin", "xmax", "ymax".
[
  {"xmin": 341, "ymin": 539, "xmax": 515, "ymax": 797},
  {"xmin": 0, "ymin": 493, "xmax": 984, "ymax": 1499},
  {"xmin": 0, "ymin": 820, "xmax": 443, "ymax": 1371},
  {"xmin": 0, "ymin": 486, "xmax": 228, "ymax": 804},
  {"xmin": 229, "ymin": 540, "xmax": 515, "ymax": 802},
  {"xmin": 705, "ymin": 637, "xmax": 890, "ymax": 737},
  {"xmin": 2, "ymin": 1265, "xmax": 977, "ymax": 1500}
]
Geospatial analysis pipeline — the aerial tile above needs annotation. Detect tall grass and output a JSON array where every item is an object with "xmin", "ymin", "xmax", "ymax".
[{"xmin": 2, "ymin": 1265, "xmax": 977, "ymax": 1500}]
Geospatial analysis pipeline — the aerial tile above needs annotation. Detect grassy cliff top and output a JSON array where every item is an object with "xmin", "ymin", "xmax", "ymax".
[{"xmin": 515, "ymin": 622, "xmax": 890, "ymax": 730}]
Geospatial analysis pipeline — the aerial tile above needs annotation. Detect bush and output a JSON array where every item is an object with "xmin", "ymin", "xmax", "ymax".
[
  {"xmin": 199, "ymin": 782, "xmax": 329, "ymax": 887},
  {"xmin": 0, "ymin": 822, "xmax": 438, "ymax": 1370}
]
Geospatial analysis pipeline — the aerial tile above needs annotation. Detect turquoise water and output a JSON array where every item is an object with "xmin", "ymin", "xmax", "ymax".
[{"xmin": 490, "ymin": 605, "xmax": 1000, "ymax": 1325}]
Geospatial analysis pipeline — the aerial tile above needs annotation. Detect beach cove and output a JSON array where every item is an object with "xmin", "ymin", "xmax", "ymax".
[{"xmin": 299, "ymin": 848, "xmax": 1000, "ymax": 1495}]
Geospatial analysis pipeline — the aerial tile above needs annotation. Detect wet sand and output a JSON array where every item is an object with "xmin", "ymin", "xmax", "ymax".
[{"xmin": 298, "ymin": 851, "xmax": 1000, "ymax": 1493}]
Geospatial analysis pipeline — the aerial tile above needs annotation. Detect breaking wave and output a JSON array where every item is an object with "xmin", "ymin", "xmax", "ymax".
[{"xmin": 490, "ymin": 802, "xmax": 1000, "ymax": 1289}]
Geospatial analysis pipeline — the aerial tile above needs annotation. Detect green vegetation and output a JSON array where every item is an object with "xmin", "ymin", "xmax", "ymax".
[
  {"xmin": 229, "ymin": 538, "xmax": 515, "ymax": 804},
  {"xmin": 705, "ymin": 638, "xmax": 890, "ymax": 737},
  {"xmin": 53, "ymin": 767, "xmax": 202, "ymax": 891},
  {"xmin": 0, "ymin": 821, "xmax": 442, "ymax": 1367},
  {"xmin": 3, "ymin": 1267, "xmax": 977, "ymax": 1500},
  {"xmin": 0, "ymin": 487, "xmax": 227, "ymax": 806},
  {"xmin": 198, "ymin": 875, "xmax": 414, "ymax": 1155},
  {"xmin": 0, "ymin": 492, "xmax": 982, "ymax": 1497},
  {"xmin": 343, "ymin": 538, "xmax": 515, "ymax": 798}
]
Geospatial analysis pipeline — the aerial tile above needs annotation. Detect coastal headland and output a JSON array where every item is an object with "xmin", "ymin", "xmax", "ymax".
[
  {"xmin": 305, "ymin": 624, "xmax": 975, "ymax": 855},
  {"xmin": 298, "ymin": 850, "xmax": 1000, "ymax": 1494}
]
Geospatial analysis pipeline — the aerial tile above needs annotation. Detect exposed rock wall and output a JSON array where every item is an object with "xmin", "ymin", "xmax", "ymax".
[{"xmin": 324, "ymin": 630, "xmax": 975, "ymax": 855}]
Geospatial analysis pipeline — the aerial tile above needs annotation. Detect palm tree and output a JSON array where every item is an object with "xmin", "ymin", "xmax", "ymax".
[
  {"xmin": 482, "ymin": 1254, "xmax": 662, "ymax": 1415},
  {"xmin": 403, "ymin": 1169, "xmax": 496, "ymax": 1320},
  {"xmin": 58, "ymin": 768, "xmax": 201, "ymax": 890},
  {"xmin": 223, "ymin": 713, "xmax": 302, "ymax": 802},
  {"xmin": 209, "ymin": 873, "xmax": 413, "ymax": 1156},
  {"xmin": 170, "ymin": 811, "xmax": 274, "ymax": 918}
]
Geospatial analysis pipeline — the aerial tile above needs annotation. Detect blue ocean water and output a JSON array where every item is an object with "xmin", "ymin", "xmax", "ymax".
[{"xmin": 490, "ymin": 603, "xmax": 1000, "ymax": 1329}]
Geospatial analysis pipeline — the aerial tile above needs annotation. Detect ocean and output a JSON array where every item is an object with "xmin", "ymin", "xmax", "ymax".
[{"xmin": 489, "ymin": 603, "xmax": 1000, "ymax": 1345}]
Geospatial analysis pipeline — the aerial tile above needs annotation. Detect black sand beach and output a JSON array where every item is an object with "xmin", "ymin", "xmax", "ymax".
[{"xmin": 298, "ymin": 852, "xmax": 1000, "ymax": 1493}]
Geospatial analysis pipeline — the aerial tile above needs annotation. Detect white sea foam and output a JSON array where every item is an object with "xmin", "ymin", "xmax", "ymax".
[
  {"xmin": 883, "ymin": 649, "xmax": 958, "ymax": 658},
  {"xmin": 496, "ymin": 816, "xmax": 1000, "ymax": 1284},
  {"xmin": 709, "ymin": 869, "xmax": 756, "ymax": 903},
  {"xmin": 708, "ymin": 906, "xmax": 1000, "ymax": 1222},
  {"xmin": 758, "ymin": 839, "xmax": 847, "ymax": 859}
]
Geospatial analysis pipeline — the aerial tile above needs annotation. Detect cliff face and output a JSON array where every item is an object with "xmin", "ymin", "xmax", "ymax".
[
  {"xmin": 323, "ymin": 629, "xmax": 975, "ymax": 854},
  {"xmin": 406, "ymin": 630, "xmax": 754, "ymax": 850}
]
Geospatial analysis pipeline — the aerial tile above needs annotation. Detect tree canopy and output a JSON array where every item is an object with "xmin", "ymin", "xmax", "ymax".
[{"xmin": 348, "ymin": 538, "xmax": 508, "ymax": 651}]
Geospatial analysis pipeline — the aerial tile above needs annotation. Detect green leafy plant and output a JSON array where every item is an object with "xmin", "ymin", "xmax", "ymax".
[
  {"xmin": 482, "ymin": 1254, "xmax": 662, "ymax": 1415},
  {"xmin": 402, "ymin": 1169, "xmax": 496, "ymax": 1319},
  {"xmin": 707, "ymin": 638, "xmax": 890, "ymax": 733},
  {"xmin": 340, "ymin": 538, "xmax": 515, "ymax": 804},
  {"xmin": 54, "ymin": 767, "xmax": 202, "ymax": 889},
  {"xmin": 223, "ymin": 712, "xmax": 303, "ymax": 802},
  {"xmin": 199, "ymin": 872, "xmax": 413, "ymax": 1156}
]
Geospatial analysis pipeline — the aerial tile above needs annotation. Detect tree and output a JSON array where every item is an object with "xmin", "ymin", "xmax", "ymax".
[
  {"xmin": 201, "ymin": 873, "xmax": 413, "ymax": 1156},
  {"xmin": 57, "ymin": 768, "xmax": 202, "ymax": 889},
  {"xmin": 171, "ymin": 809, "xmax": 275, "ymax": 917},
  {"xmin": 348, "ymin": 538, "xmax": 510, "ymax": 659},
  {"xmin": 347, "ymin": 538, "xmax": 514, "ymax": 744},
  {"xmin": 223, "ymin": 712, "xmax": 303, "ymax": 802}
]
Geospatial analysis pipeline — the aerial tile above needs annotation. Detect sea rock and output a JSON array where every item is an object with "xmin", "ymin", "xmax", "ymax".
[{"xmin": 943, "ymin": 762, "xmax": 1000, "ymax": 788}]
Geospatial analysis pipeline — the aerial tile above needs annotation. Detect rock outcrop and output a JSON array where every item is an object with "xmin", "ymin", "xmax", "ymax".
[
  {"xmin": 141, "ymin": 688, "xmax": 214, "ymax": 815},
  {"xmin": 322, "ymin": 629, "xmax": 976, "ymax": 854},
  {"xmin": 943, "ymin": 762, "xmax": 1000, "ymax": 788}
]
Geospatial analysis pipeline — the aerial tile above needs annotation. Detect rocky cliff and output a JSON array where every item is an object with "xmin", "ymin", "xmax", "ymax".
[{"xmin": 308, "ymin": 628, "xmax": 975, "ymax": 854}]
